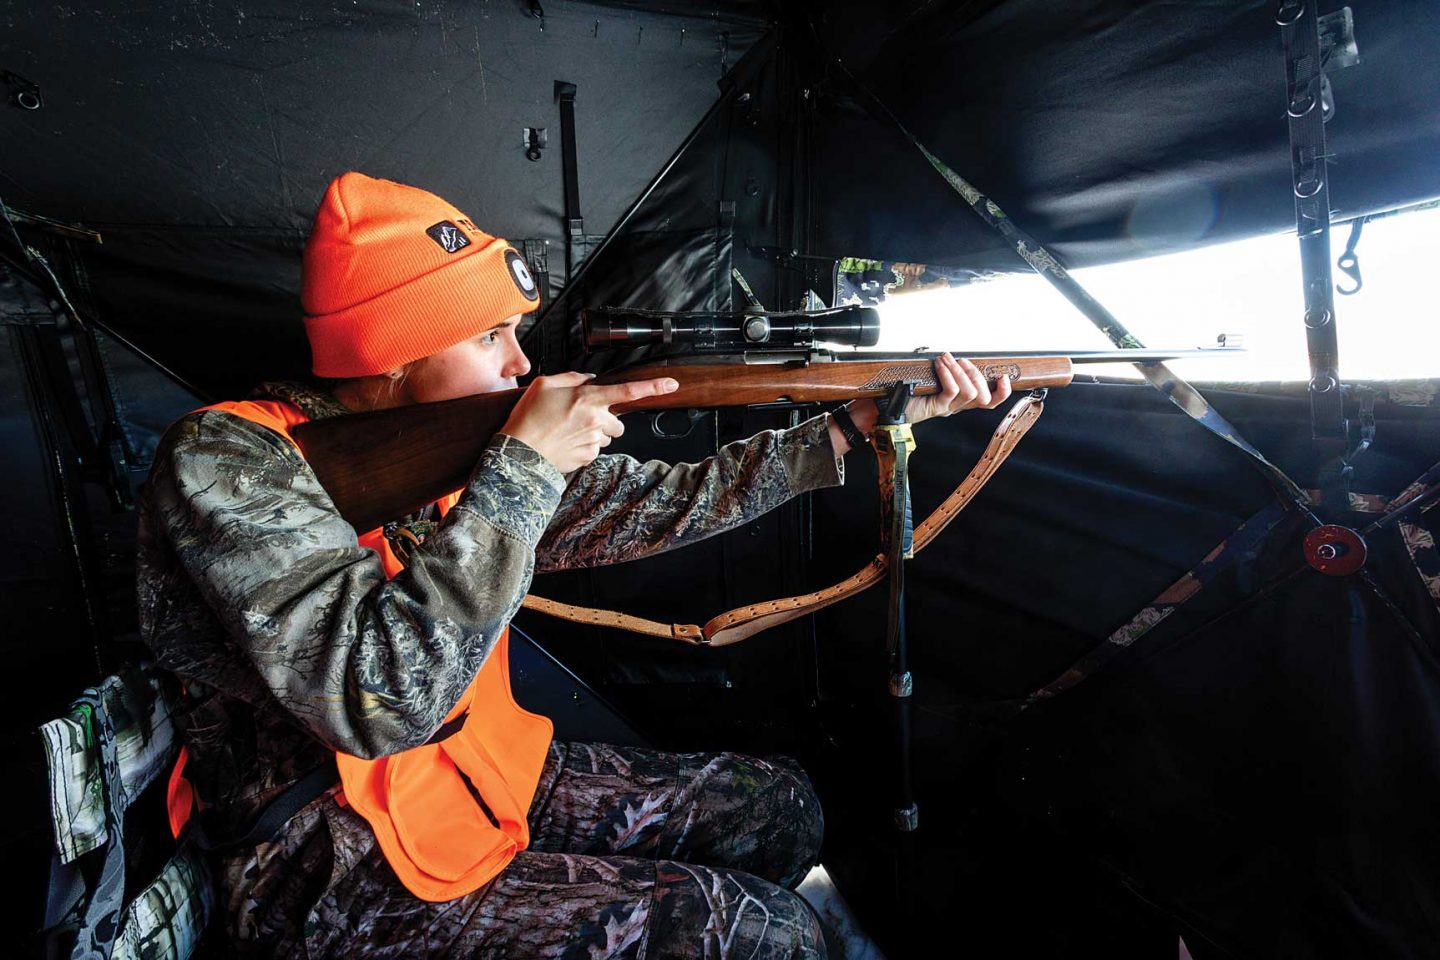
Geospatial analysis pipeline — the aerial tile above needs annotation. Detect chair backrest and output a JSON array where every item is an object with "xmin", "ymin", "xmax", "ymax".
[{"xmin": 39, "ymin": 665, "xmax": 214, "ymax": 960}]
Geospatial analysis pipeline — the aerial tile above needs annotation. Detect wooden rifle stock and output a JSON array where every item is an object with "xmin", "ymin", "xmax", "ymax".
[{"xmin": 292, "ymin": 355, "xmax": 1073, "ymax": 532}]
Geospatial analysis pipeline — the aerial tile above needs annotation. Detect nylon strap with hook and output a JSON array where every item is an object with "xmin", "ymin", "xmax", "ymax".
[{"xmin": 1278, "ymin": 0, "xmax": 1346, "ymax": 439}]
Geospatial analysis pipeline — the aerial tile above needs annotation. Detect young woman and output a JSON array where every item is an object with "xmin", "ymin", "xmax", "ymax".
[{"xmin": 137, "ymin": 172, "xmax": 1009, "ymax": 958}]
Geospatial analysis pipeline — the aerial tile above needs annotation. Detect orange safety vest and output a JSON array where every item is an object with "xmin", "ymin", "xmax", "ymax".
[{"xmin": 166, "ymin": 398, "xmax": 553, "ymax": 901}]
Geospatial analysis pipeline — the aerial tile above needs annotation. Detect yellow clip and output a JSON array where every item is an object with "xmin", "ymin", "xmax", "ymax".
[{"xmin": 873, "ymin": 422, "xmax": 916, "ymax": 455}]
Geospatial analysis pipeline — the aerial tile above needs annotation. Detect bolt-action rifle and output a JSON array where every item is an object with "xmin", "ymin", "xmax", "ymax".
[{"xmin": 293, "ymin": 304, "xmax": 1232, "ymax": 533}]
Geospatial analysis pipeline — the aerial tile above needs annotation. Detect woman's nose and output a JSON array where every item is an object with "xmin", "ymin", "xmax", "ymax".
[{"xmin": 505, "ymin": 342, "xmax": 532, "ymax": 379}]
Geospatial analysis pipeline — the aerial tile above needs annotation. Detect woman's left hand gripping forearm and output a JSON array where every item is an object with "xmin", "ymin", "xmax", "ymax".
[{"xmin": 830, "ymin": 353, "xmax": 1013, "ymax": 454}]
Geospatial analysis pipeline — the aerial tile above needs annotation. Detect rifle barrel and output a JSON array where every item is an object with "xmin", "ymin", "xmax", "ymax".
[
  {"xmin": 597, "ymin": 356, "xmax": 1071, "ymax": 412},
  {"xmin": 839, "ymin": 348, "xmax": 1237, "ymax": 363}
]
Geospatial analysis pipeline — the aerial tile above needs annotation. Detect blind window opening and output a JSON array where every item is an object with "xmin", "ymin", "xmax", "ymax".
[{"xmin": 863, "ymin": 203, "xmax": 1440, "ymax": 383}]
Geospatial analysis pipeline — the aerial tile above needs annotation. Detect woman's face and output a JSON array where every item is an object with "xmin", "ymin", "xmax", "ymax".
[{"xmin": 401, "ymin": 316, "xmax": 531, "ymax": 404}]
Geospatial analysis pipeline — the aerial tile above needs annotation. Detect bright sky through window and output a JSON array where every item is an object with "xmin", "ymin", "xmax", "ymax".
[{"xmin": 867, "ymin": 204, "xmax": 1440, "ymax": 382}]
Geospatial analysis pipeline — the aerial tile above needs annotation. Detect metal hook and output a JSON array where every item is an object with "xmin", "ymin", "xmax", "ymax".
[
  {"xmin": 2, "ymin": 70, "xmax": 42, "ymax": 110},
  {"xmin": 1336, "ymin": 218, "xmax": 1364, "ymax": 295}
]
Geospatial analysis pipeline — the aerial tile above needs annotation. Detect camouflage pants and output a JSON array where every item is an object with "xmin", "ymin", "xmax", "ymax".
[{"xmin": 300, "ymin": 741, "xmax": 826, "ymax": 959}]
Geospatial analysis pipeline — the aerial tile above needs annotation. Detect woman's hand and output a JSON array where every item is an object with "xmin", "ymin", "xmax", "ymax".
[
  {"xmin": 905, "ymin": 353, "xmax": 1013, "ymax": 424},
  {"xmin": 500, "ymin": 372, "xmax": 680, "ymax": 473},
  {"xmin": 829, "ymin": 354, "xmax": 1013, "ymax": 455}
]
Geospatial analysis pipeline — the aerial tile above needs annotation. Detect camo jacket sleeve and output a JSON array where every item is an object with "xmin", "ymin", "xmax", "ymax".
[
  {"xmin": 141, "ymin": 410, "xmax": 566, "ymax": 761},
  {"xmin": 536, "ymin": 411, "xmax": 843, "ymax": 572}
]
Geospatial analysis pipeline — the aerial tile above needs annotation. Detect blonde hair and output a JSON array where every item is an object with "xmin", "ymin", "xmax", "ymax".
[{"xmin": 326, "ymin": 361, "xmax": 416, "ymax": 412}]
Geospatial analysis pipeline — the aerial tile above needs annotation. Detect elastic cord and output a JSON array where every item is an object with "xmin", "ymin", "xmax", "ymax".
[{"xmin": 830, "ymin": 403, "xmax": 870, "ymax": 451}]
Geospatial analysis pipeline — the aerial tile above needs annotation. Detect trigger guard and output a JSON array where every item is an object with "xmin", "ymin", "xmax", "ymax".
[{"xmin": 651, "ymin": 408, "xmax": 706, "ymax": 440}]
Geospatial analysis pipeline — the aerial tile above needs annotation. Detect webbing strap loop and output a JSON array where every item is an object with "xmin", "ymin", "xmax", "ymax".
[{"xmin": 554, "ymin": 81, "xmax": 583, "ymax": 279}]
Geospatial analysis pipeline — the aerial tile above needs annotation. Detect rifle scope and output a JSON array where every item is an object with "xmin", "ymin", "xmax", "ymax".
[{"xmin": 582, "ymin": 304, "xmax": 881, "ymax": 351}]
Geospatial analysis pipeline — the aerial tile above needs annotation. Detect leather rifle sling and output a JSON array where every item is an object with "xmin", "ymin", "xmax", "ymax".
[{"xmin": 521, "ymin": 393, "xmax": 1045, "ymax": 646}]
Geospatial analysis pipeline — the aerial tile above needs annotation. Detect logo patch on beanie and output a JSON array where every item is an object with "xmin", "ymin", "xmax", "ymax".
[
  {"xmin": 426, "ymin": 221, "xmax": 471, "ymax": 254},
  {"xmin": 505, "ymin": 249, "xmax": 540, "ymax": 302}
]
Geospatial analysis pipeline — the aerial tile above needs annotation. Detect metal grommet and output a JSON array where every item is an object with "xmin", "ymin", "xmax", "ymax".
[
  {"xmin": 1288, "ymin": 92, "xmax": 1316, "ymax": 118},
  {"xmin": 525, "ymin": 145, "xmax": 542, "ymax": 162},
  {"xmin": 1303, "ymin": 525, "xmax": 1367, "ymax": 576},
  {"xmin": 1295, "ymin": 175, "xmax": 1324, "ymax": 199},
  {"xmin": 16, "ymin": 89, "xmax": 41, "ymax": 110},
  {"xmin": 1276, "ymin": 0, "xmax": 1305, "ymax": 26},
  {"xmin": 1303, "ymin": 307, "xmax": 1332, "ymax": 329},
  {"xmin": 1309, "ymin": 374, "xmax": 1338, "ymax": 394}
]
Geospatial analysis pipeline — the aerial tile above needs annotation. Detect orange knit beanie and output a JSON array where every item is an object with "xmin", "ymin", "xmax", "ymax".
[{"xmin": 302, "ymin": 172, "xmax": 540, "ymax": 378}]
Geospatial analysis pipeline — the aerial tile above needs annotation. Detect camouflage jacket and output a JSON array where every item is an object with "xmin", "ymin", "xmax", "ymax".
[{"xmin": 135, "ymin": 381, "xmax": 842, "ymax": 921}]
